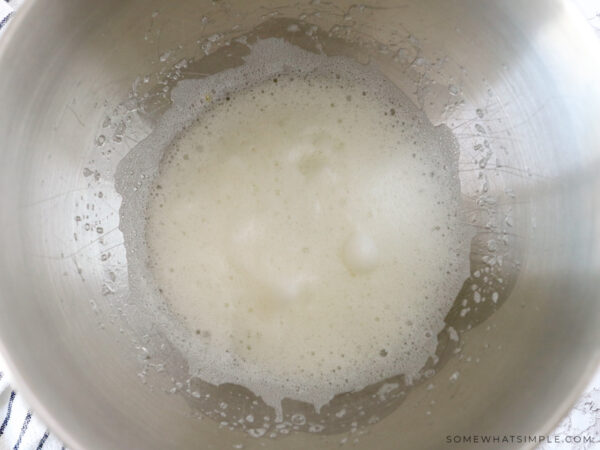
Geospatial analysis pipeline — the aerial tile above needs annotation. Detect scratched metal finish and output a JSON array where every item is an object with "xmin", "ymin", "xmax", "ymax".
[{"xmin": 0, "ymin": 1, "xmax": 599, "ymax": 449}]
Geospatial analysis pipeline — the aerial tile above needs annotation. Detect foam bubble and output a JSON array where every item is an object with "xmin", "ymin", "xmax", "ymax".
[{"xmin": 119, "ymin": 38, "xmax": 470, "ymax": 418}]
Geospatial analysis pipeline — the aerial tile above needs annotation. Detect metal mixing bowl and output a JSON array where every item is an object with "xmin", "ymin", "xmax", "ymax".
[{"xmin": 0, "ymin": 0, "xmax": 599, "ymax": 449}]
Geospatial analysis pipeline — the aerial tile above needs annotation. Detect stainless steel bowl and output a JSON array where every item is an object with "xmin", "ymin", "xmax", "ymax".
[{"xmin": 0, "ymin": 0, "xmax": 599, "ymax": 449}]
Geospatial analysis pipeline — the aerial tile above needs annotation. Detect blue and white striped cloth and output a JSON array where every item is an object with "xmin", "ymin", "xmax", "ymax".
[
  {"xmin": 0, "ymin": 1, "xmax": 12, "ymax": 34},
  {"xmin": 0, "ymin": 354, "xmax": 64, "ymax": 449},
  {"xmin": 0, "ymin": 0, "xmax": 24, "ymax": 35}
]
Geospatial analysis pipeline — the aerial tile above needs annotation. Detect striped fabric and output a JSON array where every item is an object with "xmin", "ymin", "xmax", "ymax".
[
  {"xmin": 0, "ymin": 0, "xmax": 25, "ymax": 36},
  {"xmin": 0, "ymin": 1, "xmax": 11, "ymax": 35},
  {"xmin": 0, "ymin": 357, "xmax": 64, "ymax": 450}
]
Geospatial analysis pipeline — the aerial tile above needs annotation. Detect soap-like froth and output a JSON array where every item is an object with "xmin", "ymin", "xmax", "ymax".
[{"xmin": 140, "ymin": 39, "xmax": 470, "ymax": 416}]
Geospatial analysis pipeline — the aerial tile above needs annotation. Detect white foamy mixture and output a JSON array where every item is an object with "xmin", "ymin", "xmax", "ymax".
[{"xmin": 143, "ymin": 40, "xmax": 469, "ymax": 415}]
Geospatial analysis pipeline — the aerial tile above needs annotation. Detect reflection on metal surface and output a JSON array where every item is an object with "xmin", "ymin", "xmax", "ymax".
[{"xmin": 0, "ymin": 0, "xmax": 599, "ymax": 449}]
